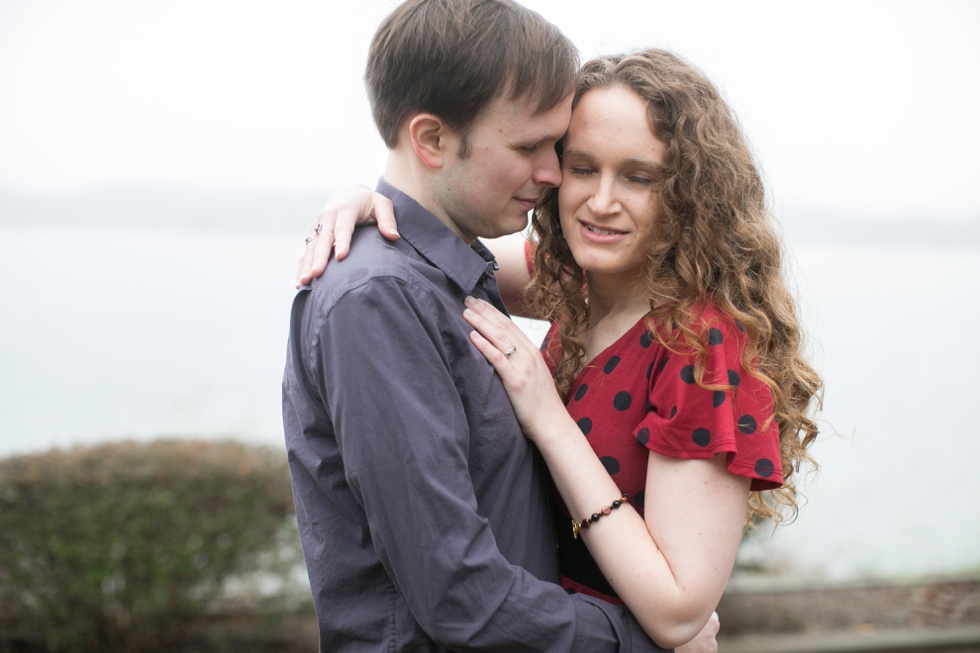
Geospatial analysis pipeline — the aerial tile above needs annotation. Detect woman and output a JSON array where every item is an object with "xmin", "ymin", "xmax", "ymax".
[{"xmin": 302, "ymin": 49, "xmax": 821, "ymax": 648}]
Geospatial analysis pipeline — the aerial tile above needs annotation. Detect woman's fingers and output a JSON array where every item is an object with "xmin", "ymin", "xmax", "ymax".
[
  {"xmin": 462, "ymin": 297, "xmax": 563, "ymax": 442},
  {"xmin": 330, "ymin": 205, "xmax": 358, "ymax": 262},
  {"xmin": 371, "ymin": 194, "xmax": 399, "ymax": 242},
  {"xmin": 468, "ymin": 329, "xmax": 509, "ymax": 366},
  {"xmin": 296, "ymin": 216, "xmax": 335, "ymax": 287},
  {"xmin": 294, "ymin": 186, "xmax": 400, "ymax": 288},
  {"xmin": 462, "ymin": 296, "xmax": 525, "ymax": 357},
  {"xmin": 332, "ymin": 192, "xmax": 399, "ymax": 260}
]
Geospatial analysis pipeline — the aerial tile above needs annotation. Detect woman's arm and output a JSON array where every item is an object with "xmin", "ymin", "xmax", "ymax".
[
  {"xmin": 462, "ymin": 296, "xmax": 749, "ymax": 648},
  {"xmin": 546, "ymin": 433, "xmax": 748, "ymax": 648},
  {"xmin": 296, "ymin": 187, "xmax": 540, "ymax": 318}
]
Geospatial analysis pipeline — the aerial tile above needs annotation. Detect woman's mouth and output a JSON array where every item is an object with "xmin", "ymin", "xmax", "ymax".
[{"xmin": 586, "ymin": 224, "xmax": 620, "ymax": 236}]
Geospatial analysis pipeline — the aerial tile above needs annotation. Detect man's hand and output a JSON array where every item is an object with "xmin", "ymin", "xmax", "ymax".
[
  {"xmin": 675, "ymin": 611, "xmax": 720, "ymax": 653},
  {"xmin": 295, "ymin": 185, "xmax": 399, "ymax": 288}
]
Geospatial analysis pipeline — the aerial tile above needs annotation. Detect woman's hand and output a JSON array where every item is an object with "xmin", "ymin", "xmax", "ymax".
[
  {"xmin": 296, "ymin": 185, "xmax": 399, "ymax": 288},
  {"xmin": 462, "ymin": 296, "xmax": 566, "ymax": 442}
]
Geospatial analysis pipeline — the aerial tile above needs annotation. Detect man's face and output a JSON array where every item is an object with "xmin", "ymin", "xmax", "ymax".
[{"xmin": 432, "ymin": 94, "xmax": 572, "ymax": 243}]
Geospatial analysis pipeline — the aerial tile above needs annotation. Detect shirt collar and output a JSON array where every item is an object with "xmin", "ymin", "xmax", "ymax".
[{"xmin": 376, "ymin": 178, "xmax": 498, "ymax": 293}]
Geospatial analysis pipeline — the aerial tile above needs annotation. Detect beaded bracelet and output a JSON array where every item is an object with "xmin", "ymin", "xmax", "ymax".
[{"xmin": 570, "ymin": 494, "xmax": 630, "ymax": 539}]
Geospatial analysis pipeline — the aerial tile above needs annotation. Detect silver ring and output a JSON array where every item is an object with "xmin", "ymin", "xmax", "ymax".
[
  {"xmin": 504, "ymin": 345, "xmax": 517, "ymax": 358},
  {"xmin": 305, "ymin": 223, "xmax": 325, "ymax": 244}
]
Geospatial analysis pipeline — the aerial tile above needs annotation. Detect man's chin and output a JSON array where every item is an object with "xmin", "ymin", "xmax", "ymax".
[{"xmin": 510, "ymin": 211, "xmax": 532, "ymax": 231}]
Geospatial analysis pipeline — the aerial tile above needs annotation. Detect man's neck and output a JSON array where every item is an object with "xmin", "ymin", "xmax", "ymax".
[
  {"xmin": 382, "ymin": 152, "xmax": 416, "ymax": 201},
  {"xmin": 384, "ymin": 152, "xmax": 472, "ymax": 244}
]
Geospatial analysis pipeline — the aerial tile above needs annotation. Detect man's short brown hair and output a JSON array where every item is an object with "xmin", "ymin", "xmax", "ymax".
[{"xmin": 365, "ymin": 0, "xmax": 579, "ymax": 152}]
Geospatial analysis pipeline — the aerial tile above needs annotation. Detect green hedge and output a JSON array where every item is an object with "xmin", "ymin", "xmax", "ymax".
[{"xmin": 0, "ymin": 439, "xmax": 304, "ymax": 653}]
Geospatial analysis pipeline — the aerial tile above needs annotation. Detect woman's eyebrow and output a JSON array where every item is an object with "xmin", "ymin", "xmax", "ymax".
[
  {"xmin": 562, "ymin": 149, "xmax": 662, "ymax": 171},
  {"xmin": 559, "ymin": 148, "xmax": 597, "ymax": 164},
  {"xmin": 622, "ymin": 157, "xmax": 664, "ymax": 171}
]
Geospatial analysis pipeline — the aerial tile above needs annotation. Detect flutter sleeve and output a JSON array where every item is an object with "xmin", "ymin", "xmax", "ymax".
[{"xmin": 635, "ymin": 307, "xmax": 783, "ymax": 490}]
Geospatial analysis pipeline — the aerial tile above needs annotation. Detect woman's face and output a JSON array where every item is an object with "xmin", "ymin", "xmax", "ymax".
[{"xmin": 558, "ymin": 85, "xmax": 667, "ymax": 292}]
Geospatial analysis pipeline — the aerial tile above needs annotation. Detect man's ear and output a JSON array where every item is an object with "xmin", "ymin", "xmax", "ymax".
[{"xmin": 408, "ymin": 114, "xmax": 449, "ymax": 169}]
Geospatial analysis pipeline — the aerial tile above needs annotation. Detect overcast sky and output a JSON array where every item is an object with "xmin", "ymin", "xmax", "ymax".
[{"xmin": 1, "ymin": 0, "xmax": 978, "ymax": 219}]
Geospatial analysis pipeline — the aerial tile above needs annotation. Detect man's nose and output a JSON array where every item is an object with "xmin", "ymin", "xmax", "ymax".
[{"xmin": 532, "ymin": 147, "xmax": 562, "ymax": 188}]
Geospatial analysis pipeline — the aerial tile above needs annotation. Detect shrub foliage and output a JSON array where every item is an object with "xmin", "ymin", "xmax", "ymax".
[{"xmin": 0, "ymin": 439, "xmax": 299, "ymax": 653}]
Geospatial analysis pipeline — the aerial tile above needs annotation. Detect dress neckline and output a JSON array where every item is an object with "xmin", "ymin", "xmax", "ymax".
[{"xmin": 578, "ymin": 313, "xmax": 653, "ymax": 374}]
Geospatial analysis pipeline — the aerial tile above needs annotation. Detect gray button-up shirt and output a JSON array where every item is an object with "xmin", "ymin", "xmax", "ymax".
[{"xmin": 283, "ymin": 179, "xmax": 667, "ymax": 652}]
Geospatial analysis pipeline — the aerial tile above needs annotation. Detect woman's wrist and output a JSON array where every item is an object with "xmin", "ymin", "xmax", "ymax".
[{"xmin": 525, "ymin": 405, "xmax": 576, "ymax": 448}]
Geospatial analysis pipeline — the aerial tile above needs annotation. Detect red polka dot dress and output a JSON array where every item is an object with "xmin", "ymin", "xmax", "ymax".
[{"xmin": 541, "ymin": 305, "xmax": 782, "ymax": 602}]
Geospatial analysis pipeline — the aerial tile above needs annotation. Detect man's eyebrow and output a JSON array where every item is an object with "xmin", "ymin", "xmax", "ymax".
[{"xmin": 520, "ymin": 133, "xmax": 564, "ymax": 147}]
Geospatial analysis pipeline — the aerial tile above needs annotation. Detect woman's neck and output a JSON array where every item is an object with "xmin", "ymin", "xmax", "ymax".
[
  {"xmin": 582, "ymin": 272, "xmax": 652, "ymax": 363},
  {"xmin": 585, "ymin": 272, "xmax": 650, "ymax": 326}
]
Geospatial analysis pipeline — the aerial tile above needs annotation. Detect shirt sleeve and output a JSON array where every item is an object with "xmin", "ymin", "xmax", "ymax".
[
  {"xmin": 636, "ymin": 311, "xmax": 783, "ymax": 491},
  {"xmin": 315, "ymin": 276, "xmax": 669, "ymax": 653}
]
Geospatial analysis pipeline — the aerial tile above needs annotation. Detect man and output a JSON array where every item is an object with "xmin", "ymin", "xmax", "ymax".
[{"xmin": 283, "ymin": 1, "xmax": 717, "ymax": 650}]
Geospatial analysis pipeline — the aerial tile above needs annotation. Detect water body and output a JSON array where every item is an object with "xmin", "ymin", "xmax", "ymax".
[{"xmin": 2, "ymin": 221, "xmax": 978, "ymax": 582}]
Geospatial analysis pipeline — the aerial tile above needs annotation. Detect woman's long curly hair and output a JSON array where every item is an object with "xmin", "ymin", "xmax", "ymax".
[{"xmin": 529, "ymin": 48, "xmax": 822, "ymax": 526}]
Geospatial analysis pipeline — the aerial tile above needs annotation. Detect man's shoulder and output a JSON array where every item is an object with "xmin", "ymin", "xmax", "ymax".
[
  {"xmin": 305, "ymin": 229, "xmax": 443, "ymax": 320},
  {"xmin": 330, "ymin": 228, "xmax": 408, "ymax": 274},
  {"xmin": 312, "ymin": 230, "xmax": 409, "ymax": 294}
]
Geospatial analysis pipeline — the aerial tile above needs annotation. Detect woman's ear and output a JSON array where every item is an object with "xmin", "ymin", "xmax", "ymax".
[{"xmin": 408, "ymin": 114, "xmax": 448, "ymax": 169}]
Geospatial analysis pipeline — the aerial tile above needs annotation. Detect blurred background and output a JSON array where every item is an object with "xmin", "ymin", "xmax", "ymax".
[{"xmin": 2, "ymin": 0, "xmax": 978, "ymax": 585}]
